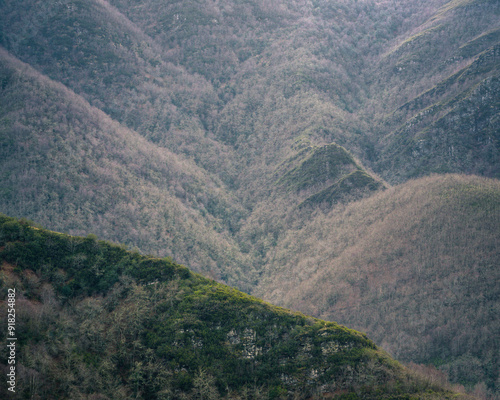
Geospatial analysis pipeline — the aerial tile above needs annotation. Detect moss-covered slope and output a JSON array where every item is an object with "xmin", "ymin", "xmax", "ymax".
[{"xmin": 0, "ymin": 215, "xmax": 470, "ymax": 399}]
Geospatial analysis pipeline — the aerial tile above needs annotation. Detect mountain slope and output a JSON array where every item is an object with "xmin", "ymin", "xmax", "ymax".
[
  {"xmin": 367, "ymin": 0, "xmax": 500, "ymax": 182},
  {"xmin": 0, "ymin": 0, "xmax": 387, "ymax": 281},
  {"xmin": 1, "ymin": 0, "xmax": 498, "ymax": 197},
  {"xmin": 255, "ymin": 174, "xmax": 500, "ymax": 394},
  {"xmin": 0, "ymin": 0, "xmax": 236, "ymax": 180},
  {"xmin": 0, "ymin": 47, "xmax": 254, "ymax": 290},
  {"xmin": 0, "ymin": 0, "xmax": 498, "ymax": 396},
  {"xmin": 0, "ymin": 215, "xmax": 473, "ymax": 399}
]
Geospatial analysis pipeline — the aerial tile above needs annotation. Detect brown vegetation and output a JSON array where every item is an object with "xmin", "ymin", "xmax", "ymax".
[
  {"xmin": 255, "ymin": 174, "xmax": 499, "ymax": 396},
  {"xmin": 0, "ymin": 0, "xmax": 498, "ymax": 395}
]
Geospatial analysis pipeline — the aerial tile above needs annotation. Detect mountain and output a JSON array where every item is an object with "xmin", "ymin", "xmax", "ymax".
[
  {"xmin": 0, "ymin": 48, "xmax": 255, "ymax": 291},
  {"xmin": 255, "ymin": 174, "xmax": 500, "ymax": 395},
  {"xmin": 366, "ymin": 0, "xmax": 500, "ymax": 183},
  {"xmin": 0, "ymin": 215, "xmax": 474, "ymax": 399},
  {"xmin": 0, "ymin": 0, "xmax": 498, "ymax": 396}
]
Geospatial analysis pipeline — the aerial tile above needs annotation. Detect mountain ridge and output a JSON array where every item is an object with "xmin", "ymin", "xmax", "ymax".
[
  {"xmin": 254, "ymin": 174, "xmax": 500, "ymax": 395},
  {"xmin": 0, "ymin": 214, "xmax": 476, "ymax": 399},
  {"xmin": 0, "ymin": 0, "xmax": 498, "ymax": 396}
]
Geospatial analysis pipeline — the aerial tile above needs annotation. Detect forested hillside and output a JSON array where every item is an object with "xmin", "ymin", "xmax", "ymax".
[
  {"xmin": 0, "ymin": 48, "xmax": 254, "ymax": 291},
  {"xmin": 367, "ymin": 0, "xmax": 500, "ymax": 182},
  {"xmin": 255, "ymin": 174, "xmax": 500, "ymax": 397},
  {"xmin": 0, "ymin": 0, "xmax": 498, "ymax": 397},
  {"xmin": 0, "ymin": 215, "xmax": 475, "ymax": 399}
]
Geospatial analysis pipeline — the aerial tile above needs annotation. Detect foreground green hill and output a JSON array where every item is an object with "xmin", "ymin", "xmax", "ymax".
[
  {"xmin": 0, "ymin": 215, "xmax": 473, "ymax": 399},
  {"xmin": 255, "ymin": 174, "xmax": 500, "ymax": 395}
]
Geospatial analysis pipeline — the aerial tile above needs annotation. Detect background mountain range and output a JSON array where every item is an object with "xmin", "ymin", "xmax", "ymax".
[{"xmin": 0, "ymin": 0, "xmax": 498, "ymax": 397}]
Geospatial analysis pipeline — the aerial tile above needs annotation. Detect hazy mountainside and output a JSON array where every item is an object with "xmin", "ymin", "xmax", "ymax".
[
  {"xmin": 366, "ymin": 0, "xmax": 500, "ymax": 182},
  {"xmin": 255, "ymin": 175, "xmax": 500, "ymax": 395},
  {"xmin": 0, "ymin": 0, "xmax": 499, "ymax": 397},
  {"xmin": 0, "ymin": 215, "xmax": 473, "ymax": 400},
  {"xmin": 0, "ymin": 0, "xmax": 238, "ymax": 181},
  {"xmin": 0, "ymin": 48, "xmax": 254, "ymax": 290},
  {"xmin": 0, "ymin": 0, "xmax": 389, "ymax": 278},
  {"xmin": 1, "ymin": 0, "xmax": 498, "ymax": 231}
]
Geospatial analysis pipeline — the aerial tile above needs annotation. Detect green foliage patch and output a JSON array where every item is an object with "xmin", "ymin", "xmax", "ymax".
[
  {"xmin": 278, "ymin": 143, "xmax": 358, "ymax": 192},
  {"xmin": 300, "ymin": 170, "xmax": 384, "ymax": 208},
  {"xmin": 0, "ymin": 215, "xmax": 467, "ymax": 399}
]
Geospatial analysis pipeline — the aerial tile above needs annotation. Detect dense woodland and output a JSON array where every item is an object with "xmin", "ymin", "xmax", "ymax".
[
  {"xmin": 0, "ymin": 215, "xmax": 476, "ymax": 399},
  {"xmin": 256, "ymin": 175, "xmax": 500, "ymax": 397},
  {"xmin": 0, "ymin": 0, "xmax": 498, "ymax": 398}
]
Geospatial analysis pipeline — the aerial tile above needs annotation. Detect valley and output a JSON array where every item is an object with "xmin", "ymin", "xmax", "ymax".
[{"xmin": 0, "ymin": 0, "xmax": 498, "ymax": 397}]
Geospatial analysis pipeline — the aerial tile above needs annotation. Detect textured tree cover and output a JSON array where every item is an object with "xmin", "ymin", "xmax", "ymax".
[
  {"xmin": 0, "ymin": 215, "xmax": 473, "ymax": 399},
  {"xmin": 0, "ymin": 0, "xmax": 499, "ymax": 396}
]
